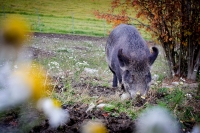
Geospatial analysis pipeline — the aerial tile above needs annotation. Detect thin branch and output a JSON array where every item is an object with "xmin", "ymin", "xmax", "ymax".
[{"xmin": 129, "ymin": 17, "xmax": 157, "ymax": 34}]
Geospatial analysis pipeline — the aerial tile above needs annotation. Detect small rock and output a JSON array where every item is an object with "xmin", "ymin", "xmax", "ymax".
[
  {"xmin": 172, "ymin": 82, "xmax": 179, "ymax": 86},
  {"xmin": 179, "ymin": 81, "xmax": 184, "ymax": 85},
  {"xmin": 86, "ymin": 102, "xmax": 96, "ymax": 113},
  {"xmin": 96, "ymin": 104, "xmax": 107, "ymax": 109},
  {"xmin": 121, "ymin": 93, "xmax": 131, "ymax": 100},
  {"xmin": 180, "ymin": 77, "xmax": 186, "ymax": 82}
]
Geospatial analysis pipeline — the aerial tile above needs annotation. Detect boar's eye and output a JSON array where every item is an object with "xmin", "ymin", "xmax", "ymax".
[
  {"xmin": 127, "ymin": 75, "xmax": 134, "ymax": 83},
  {"xmin": 124, "ymin": 70, "xmax": 133, "ymax": 83}
]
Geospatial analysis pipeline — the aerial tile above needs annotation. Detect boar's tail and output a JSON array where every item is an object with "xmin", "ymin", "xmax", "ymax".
[{"xmin": 149, "ymin": 47, "xmax": 159, "ymax": 65}]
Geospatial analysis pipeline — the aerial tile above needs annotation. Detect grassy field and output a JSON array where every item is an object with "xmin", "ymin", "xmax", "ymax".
[
  {"xmin": 0, "ymin": 0, "xmax": 151, "ymax": 39},
  {"xmin": 29, "ymin": 34, "xmax": 199, "ymax": 128},
  {"xmin": 0, "ymin": 0, "xmax": 113, "ymax": 36}
]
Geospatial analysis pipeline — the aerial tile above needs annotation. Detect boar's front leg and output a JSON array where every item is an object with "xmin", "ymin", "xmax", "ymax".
[{"xmin": 109, "ymin": 66, "xmax": 118, "ymax": 87}]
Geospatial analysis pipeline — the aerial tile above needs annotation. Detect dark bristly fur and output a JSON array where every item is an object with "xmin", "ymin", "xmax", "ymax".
[{"xmin": 106, "ymin": 24, "xmax": 159, "ymax": 98}]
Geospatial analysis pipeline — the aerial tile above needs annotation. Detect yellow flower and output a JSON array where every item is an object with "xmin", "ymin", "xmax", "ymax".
[
  {"xmin": 2, "ymin": 15, "xmax": 31, "ymax": 48},
  {"xmin": 52, "ymin": 99, "xmax": 62, "ymax": 108},
  {"xmin": 13, "ymin": 64, "xmax": 51, "ymax": 101},
  {"xmin": 82, "ymin": 121, "xmax": 108, "ymax": 133}
]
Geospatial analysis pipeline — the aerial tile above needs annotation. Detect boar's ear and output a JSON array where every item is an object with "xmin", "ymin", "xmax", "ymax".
[
  {"xmin": 149, "ymin": 47, "xmax": 159, "ymax": 65},
  {"xmin": 118, "ymin": 49, "xmax": 130, "ymax": 67}
]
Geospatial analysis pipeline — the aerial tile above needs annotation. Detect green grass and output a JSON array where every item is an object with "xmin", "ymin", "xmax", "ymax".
[
  {"xmin": 0, "ymin": 0, "xmax": 152, "ymax": 39},
  {"xmin": 29, "ymin": 35, "xmax": 200, "ymax": 123},
  {"xmin": 0, "ymin": 0, "xmax": 113, "ymax": 37},
  {"xmin": 0, "ymin": 0, "xmax": 111, "ymax": 18}
]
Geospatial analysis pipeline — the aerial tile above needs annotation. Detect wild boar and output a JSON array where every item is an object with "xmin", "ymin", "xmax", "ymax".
[{"xmin": 106, "ymin": 24, "xmax": 158, "ymax": 98}]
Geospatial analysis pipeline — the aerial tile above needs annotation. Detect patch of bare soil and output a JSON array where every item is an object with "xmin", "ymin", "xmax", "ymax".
[
  {"xmin": 73, "ymin": 82, "xmax": 118, "ymax": 97},
  {"xmin": 30, "ymin": 103, "xmax": 135, "ymax": 133},
  {"xmin": 34, "ymin": 32, "xmax": 107, "ymax": 42},
  {"xmin": 163, "ymin": 76, "xmax": 197, "ymax": 84},
  {"xmin": 0, "ymin": 110, "xmax": 19, "ymax": 133},
  {"xmin": 22, "ymin": 46, "xmax": 56, "ymax": 59},
  {"xmin": 52, "ymin": 76, "xmax": 123, "ymax": 97}
]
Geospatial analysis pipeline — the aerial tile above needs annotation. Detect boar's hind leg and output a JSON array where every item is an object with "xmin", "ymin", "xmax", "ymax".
[
  {"xmin": 121, "ymin": 84, "xmax": 125, "ymax": 91},
  {"xmin": 109, "ymin": 66, "xmax": 118, "ymax": 87}
]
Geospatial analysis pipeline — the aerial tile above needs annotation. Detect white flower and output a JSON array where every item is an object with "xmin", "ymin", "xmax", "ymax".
[
  {"xmin": 152, "ymin": 74, "xmax": 159, "ymax": 81},
  {"xmin": 185, "ymin": 93, "xmax": 192, "ymax": 99},
  {"xmin": 0, "ymin": 66, "xmax": 32, "ymax": 110},
  {"xmin": 84, "ymin": 68, "xmax": 98, "ymax": 74},
  {"xmin": 136, "ymin": 106, "xmax": 179, "ymax": 133},
  {"xmin": 76, "ymin": 61, "xmax": 89, "ymax": 66},
  {"xmin": 51, "ymin": 61, "xmax": 59, "ymax": 66},
  {"xmin": 37, "ymin": 98, "xmax": 70, "ymax": 128},
  {"xmin": 49, "ymin": 61, "xmax": 60, "ymax": 69},
  {"xmin": 191, "ymin": 125, "xmax": 200, "ymax": 133}
]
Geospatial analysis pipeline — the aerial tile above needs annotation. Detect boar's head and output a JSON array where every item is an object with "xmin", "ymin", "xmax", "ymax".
[{"xmin": 118, "ymin": 47, "xmax": 158, "ymax": 98}]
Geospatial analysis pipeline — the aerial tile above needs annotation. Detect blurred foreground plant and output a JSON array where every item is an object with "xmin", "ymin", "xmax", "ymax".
[
  {"xmin": 136, "ymin": 106, "xmax": 180, "ymax": 133},
  {"xmin": 0, "ymin": 15, "xmax": 32, "ymax": 63},
  {"xmin": 12, "ymin": 64, "xmax": 50, "ymax": 101},
  {"xmin": 82, "ymin": 120, "xmax": 108, "ymax": 133},
  {"xmin": 0, "ymin": 16, "xmax": 69, "ymax": 128},
  {"xmin": 1, "ymin": 15, "xmax": 31, "ymax": 48}
]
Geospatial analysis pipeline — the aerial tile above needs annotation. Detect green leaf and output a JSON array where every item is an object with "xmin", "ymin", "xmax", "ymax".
[{"xmin": 103, "ymin": 104, "xmax": 115, "ymax": 112}]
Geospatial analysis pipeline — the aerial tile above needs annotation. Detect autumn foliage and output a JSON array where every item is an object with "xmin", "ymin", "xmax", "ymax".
[{"xmin": 94, "ymin": 0, "xmax": 200, "ymax": 80}]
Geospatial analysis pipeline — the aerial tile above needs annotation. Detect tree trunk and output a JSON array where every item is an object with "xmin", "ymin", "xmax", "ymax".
[
  {"xmin": 187, "ymin": 36, "xmax": 192, "ymax": 79},
  {"xmin": 186, "ymin": 0, "xmax": 193, "ymax": 79},
  {"xmin": 159, "ymin": 35, "xmax": 174, "ymax": 78},
  {"xmin": 176, "ymin": 49, "xmax": 181, "ymax": 76},
  {"xmin": 190, "ymin": 49, "xmax": 200, "ymax": 80}
]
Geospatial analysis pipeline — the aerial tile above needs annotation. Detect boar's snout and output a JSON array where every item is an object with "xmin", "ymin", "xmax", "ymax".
[
  {"xmin": 122, "ymin": 69, "xmax": 152, "ymax": 99},
  {"xmin": 129, "ymin": 86, "xmax": 149, "ymax": 99},
  {"xmin": 127, "ymin": 83, "xmax": 150, "ymax": 99}
]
